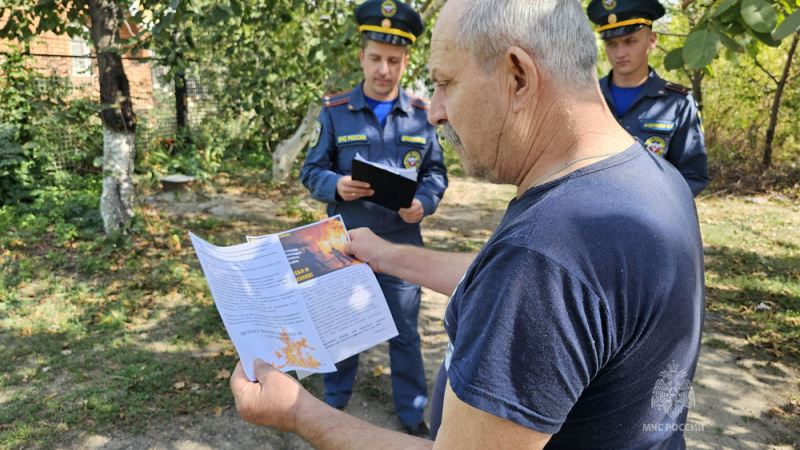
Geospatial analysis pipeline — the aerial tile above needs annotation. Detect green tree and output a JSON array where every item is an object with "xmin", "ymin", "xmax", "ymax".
[
  {"xmin": 1, "ymin": 0, "xmax": 138, "ymax": 233},
  {"xmin": 138, "ymin": 0, "xmax": 442, "ymax": 182},
  {"xmin": 663, "ymin": 0, "xmax": 800, "ymax": 168}
]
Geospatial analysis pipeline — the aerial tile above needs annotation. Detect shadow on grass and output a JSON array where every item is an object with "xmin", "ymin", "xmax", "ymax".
[{"xmin": 704, "ymin": 244, "xmax": 800, "ymax": 362}]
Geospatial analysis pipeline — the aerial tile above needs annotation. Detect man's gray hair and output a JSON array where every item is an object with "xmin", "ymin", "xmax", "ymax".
[{"xmin": 455, "ymin": 0, "xmax": 597, "ymax": 89}]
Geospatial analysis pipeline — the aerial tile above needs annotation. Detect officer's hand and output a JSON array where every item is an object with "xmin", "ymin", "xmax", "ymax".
[
  {"xmin": 398, "ymin": 198, "xmax": 424, "ymax": 224},
  {"xmin": 346, "ymin": 228, "xmax": 393, "ymax": 273},
  {"xmin": 337, "ymin": 176, "xmax": 374, "ymax": 201},
  {"xmin": 231, "ymin": 359, "xmax": 309, "ymax": 432}
]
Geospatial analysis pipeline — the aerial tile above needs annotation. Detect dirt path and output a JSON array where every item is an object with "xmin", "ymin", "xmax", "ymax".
[{"xmin": 65, "ymin": 177, "xmax": 800, "ymax": 449}]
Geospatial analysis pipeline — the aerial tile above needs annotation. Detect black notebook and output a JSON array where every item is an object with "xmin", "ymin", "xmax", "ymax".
[{"xmin": 351, "ymin": 158, "xmax": 418, "ymax": 211}]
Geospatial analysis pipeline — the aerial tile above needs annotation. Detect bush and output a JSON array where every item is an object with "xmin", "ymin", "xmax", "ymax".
[{"xmin": 0, "ymin": 45, "xmax": 103, "ymax": 205}]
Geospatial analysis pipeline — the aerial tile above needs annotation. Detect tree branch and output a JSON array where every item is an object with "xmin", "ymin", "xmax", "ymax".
[
  {"xmin": 421, "ymin": 0, "xmax": 446, "ymax": 20},
  {"xmin": 752, "ymin": 56, "xmax": 779, "ymax": 85},
  {"xmin": 656, "ymin": 31, "xmax": 689, "ymax": 37}
]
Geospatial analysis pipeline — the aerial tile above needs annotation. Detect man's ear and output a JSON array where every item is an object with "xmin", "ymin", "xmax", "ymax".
[
  {"xmin": 649, "ymin": 31, "xmax": 658, "ymax": 50},
  {"xmin": 503, "ymin": 47, "xmax": 537, "ymax": 114},
  {"xmin": 358, "ymin": 48, "xmax": 365, "ymax": 64}
]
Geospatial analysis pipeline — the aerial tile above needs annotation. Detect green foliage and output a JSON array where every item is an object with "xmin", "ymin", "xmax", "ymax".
[
  {"xmin": 132, "ymin": 0, "xmax": 440, "ymax": 169},
  {"xmin": 137, "ymin": 0, "xmax": 364, "ymax": 159},
  {"xmin": 684, "ymin": 27, "xmax": 722, "ymax": 69},
  {"xmin": 0, "ymin": 0, "xmax": 89, "ymax": 41},
  {"xmin": 0, "ymin": 124, "xmax": 26, "ymax": 199},
  {"xmin": 0, "ymin": 45, "xmax": 103, "ymax": 205},
  {"xmin": 773, "ymin": 8, "xmax": 800, "ymax": 39},
  {"xmin": 741, "ymin": 0, "xmax": 779, "ymax": 33},
  {"xmin": 667, "ymin": 0, "xmax": 798, "ymax": 70},
  {"xmin": 663, "ymin": 47, "xmax": 686, "ymax": 70}
]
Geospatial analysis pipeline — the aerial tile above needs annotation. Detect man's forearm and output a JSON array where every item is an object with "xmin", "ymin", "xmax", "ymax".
[
  {"xmin": 381, "ymin": 244, "xmax": 475, "ymax": 296},
  {"xmin": 297, "ymin": 394, "xmax": 433, "ymax": 450}
]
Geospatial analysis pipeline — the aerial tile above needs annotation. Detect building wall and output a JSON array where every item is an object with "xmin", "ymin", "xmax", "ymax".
[{"xmin": 0, "ymin": 22, "xmax": 157, "ymax": 111}]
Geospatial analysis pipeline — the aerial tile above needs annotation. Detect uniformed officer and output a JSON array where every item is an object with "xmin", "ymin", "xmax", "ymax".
[
  {"xmin": 588, "ymin": 0, "xmax": 709, "ymax": 196},
  {"xmin": 300, "ymin": 0, "xmax": 448, "ymax": 438}
]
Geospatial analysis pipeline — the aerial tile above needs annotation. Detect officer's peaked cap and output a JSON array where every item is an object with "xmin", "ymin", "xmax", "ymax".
[
  {"xmin": 587, "ymin": 0, "xmax": 665, "ymax": 40},
  {"xmin": 356, "ymin": 0, "xmax": 424, "ymax": 46}
]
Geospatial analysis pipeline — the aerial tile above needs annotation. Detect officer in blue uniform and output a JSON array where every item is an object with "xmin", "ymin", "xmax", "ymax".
[
  {"xmin": 300, "ymin": 0, "xmax": 447, "ymax": 438},
  {"xmin": 588, "ymin": 0, "xmax": 709, "ymax": 196}
]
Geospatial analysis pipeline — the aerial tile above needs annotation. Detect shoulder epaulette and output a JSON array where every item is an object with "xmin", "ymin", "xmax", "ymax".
[
  {"xmin": 322, "ymin": 89, "xmax": 353, "ymax": 108},
  {"xmin": 406, "ymin": 91, "xmax": 430, "ymax": 111},
  {"xmin": 665, "ymin": 82, "xmax": 690, "ymax": 95}
]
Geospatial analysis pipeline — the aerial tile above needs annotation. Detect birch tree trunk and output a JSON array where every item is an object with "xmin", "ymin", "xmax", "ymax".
[
  {"xmin": 272, "ymin": 103, "xmax": 321, "ymax": 183},
  {"xmin": 88, "ymin": 0, "xmax": 137, "ymax": 234}
]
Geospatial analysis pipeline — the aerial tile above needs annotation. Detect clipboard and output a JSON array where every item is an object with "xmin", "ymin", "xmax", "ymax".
[{"xmin": 351, "ymin": 158, "xmax": 418, "ymax": 211}]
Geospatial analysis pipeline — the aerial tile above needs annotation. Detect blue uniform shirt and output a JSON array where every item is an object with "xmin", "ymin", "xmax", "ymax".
[
  {"xmin": 301, "ymin": 81, "xmax": 448, "ymax": 241},
  {"xmin": 600, "ymin": 68, "xmax": 709, "ymax": 196}
]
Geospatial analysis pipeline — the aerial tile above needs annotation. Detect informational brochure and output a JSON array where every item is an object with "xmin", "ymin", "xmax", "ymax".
[
  {"xmin": 351, "ymin": 153, "xmax": 418, "ymax": 211},
  {"xmin": 189, "ymin": 216, "xmax": 398, "ymax": 381}
]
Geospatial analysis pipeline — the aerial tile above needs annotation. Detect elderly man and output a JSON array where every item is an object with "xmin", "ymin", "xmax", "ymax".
[{"xmin": 231, "ymin": 0, "xmax": 705, "ymax": 448}]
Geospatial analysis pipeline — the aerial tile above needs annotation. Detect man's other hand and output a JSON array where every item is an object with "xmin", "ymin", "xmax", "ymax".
[
  {"xmin": 231, "ymin": 359, "xmax": 305, "ymax": 432},
  {"xmin": 336, "ymin": 176, "xmax": 374, "ymax": 201},
  {"xmin": 398, "ymin": 198, "xmax": 424, "ymax": 223}
]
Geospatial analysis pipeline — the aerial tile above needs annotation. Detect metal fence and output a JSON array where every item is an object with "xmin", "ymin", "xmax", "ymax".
[{"xmin": 4, "ymin": 35, "xmax": 217, "ymax": 171}]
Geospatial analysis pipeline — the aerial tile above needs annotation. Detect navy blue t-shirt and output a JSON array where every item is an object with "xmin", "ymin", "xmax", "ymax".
[{"xmin": 430, "ymin": 144, "xmax": 705, "ymax": 449}]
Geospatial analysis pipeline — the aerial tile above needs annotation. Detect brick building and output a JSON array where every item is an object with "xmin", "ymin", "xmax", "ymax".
[{"xmin": 0, "ymin": 20, "xmax": 160, "ymax": 112}]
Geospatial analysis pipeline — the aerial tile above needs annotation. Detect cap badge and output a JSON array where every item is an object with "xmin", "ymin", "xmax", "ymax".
[
  {"xmin": 381, "ymin": 0, "xmax": 397, "ymax": 17},
  {"xmin": 603, "ymin": 0, "xmax": 616, "ymax": 11},
  {"xmin": 608, "ymin": 13, "xmax": 617, "ymax": 24},
  {"xmin": 381, "ymin": 18, "xmax": 391, "ymax": 28}
]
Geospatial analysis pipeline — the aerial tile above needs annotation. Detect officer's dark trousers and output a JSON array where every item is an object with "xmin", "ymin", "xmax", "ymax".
[{"xmin": 323, "ymin": 272, "xmax": 428, "ymax": 427}]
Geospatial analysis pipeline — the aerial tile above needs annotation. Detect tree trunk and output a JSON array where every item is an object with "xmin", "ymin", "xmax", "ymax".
[
  {"xmin": 690, "ymin": 69, "xmax": 704, "ymax": 111},
  {"xmin": 272, "ymin": 103, "xmax": 322, "ymax": 183},
  {"xmin": 762, "ymin": 32, "xmax": 799, "ymax": 169},
  {"xmin": 176, "ymin": 71, "xmax": 188, "ymax": 130},
  {"xmin": 88, "ymin": 0, "xmax": 137, "ymax": 234},
  {"xmin": 100, "ymin": 127, "xmax": 135, "ymax": 229}
]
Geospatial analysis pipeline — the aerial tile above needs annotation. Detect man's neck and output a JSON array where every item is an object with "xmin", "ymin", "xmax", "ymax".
[
  {"xmin": 515, "ymin": 90, "xmax": 634, "ymax": 196},
  {"xmin": 363, "ymin": 84, "xmax": 400, "ymax": 102},
  {"xmin": 610, "ymin": 67, "xmax": 650, "ymax": 88},
  {"xmin": 364, "ymin": 92, "xmax": 398, "ymax": 103}
]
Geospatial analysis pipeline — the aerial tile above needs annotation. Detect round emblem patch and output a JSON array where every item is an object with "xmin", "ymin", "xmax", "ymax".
[
  {"xmin": 608, "ymin": 13, "xmax": 617, "ymax": 24},
  {"xmin": 603, "ymin": 0, "xmax": 616, "ymax": 11},
  {"xmin": 381, "ymin": 0, "xmax": 396, "ymax": 17},
  {"xmin": 404, "ymin": 151, "xmax": 421, "ymax": 169},
  {"xmin": 310, "ymin": 121, "xmax": 322, "ymax": 148},
  {"xmin": 381, "ymin": 18, "xmax": 392, "ymax": 28},
  {"xmin": 644, "ymin": 136, "xmax": 667, "ymax": 156}
]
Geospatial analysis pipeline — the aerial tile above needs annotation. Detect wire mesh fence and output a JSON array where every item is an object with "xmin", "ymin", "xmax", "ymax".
[{"xmin": 1, "ymin": 34, "xmax": 216, "ymax": 173}]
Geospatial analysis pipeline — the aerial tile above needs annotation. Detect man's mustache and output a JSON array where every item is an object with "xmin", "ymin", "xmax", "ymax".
[{"xmin": 440, "ymin": 123, "xmax": 462, "ymax": 147}]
